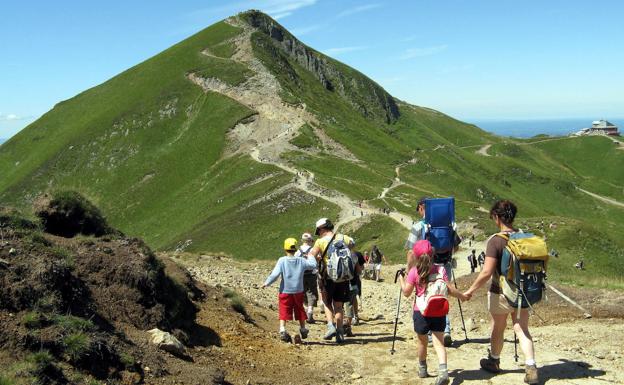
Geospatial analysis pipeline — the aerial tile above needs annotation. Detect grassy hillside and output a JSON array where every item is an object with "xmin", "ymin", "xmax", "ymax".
[{"xmin": 0, "ymin": 11, "xmax": 622, "ymax": 288}]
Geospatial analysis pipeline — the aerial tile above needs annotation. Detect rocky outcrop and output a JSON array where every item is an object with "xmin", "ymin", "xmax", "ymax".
[{"xmin": 240, "ymin": 10, "xmax": 400, "ymax": 124}]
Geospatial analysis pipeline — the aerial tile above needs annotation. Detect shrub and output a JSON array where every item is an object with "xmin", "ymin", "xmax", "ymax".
[
  {"xmin": 27, "ymin": 350, "xmax": 54, "ymax": 377},
  {"xmin": 223, "ymin": 288, "xmax": 246, "ymax": 315},
  {"xmin": 53, "ymin": 315, "xmax": 94, "ymax": 333},
  {"xmin": 0, "ymin": 375, "xmax": 15, "ymax": 385},
  {"xmin": 35, "ymin": 191, "xmax": 113, "ymax": 238},
  {"xmin": 22, "ymin": 311, "xmax": 44, "ymax": 329},
  {"xmin": 63, "ymin": 332, "xmax": 91, "ymax": 361}
]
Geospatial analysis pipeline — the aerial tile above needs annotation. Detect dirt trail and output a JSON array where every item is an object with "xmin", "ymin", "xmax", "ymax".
[
  {"xmin": 476, "ymin": 144, "xmax": 492, "ymax": 156},
  {"xmin": 576, "ymin": 187, "xmax": 624, "ymax": 208},
  {"xmin": 180, "ymin": 249, "xmax": 623, "ymax": 385}
]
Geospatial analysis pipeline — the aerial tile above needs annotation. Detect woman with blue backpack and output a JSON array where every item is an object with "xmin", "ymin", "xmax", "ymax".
[
  {"xmin": 463, "ymin": 200, "xmax": 540, "ymax": 385},
  {"xmin": 398, "ymin": 240, "xmax": 467, "ymax": 385}
]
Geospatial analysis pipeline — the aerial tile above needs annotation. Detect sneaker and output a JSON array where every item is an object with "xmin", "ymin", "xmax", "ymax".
[
  {"xmin": 479, "ymin": 354, "xmax": 501, "ymax": 373},
  {"xmin": 280, "ymin": 331, "xmax": 292, "ymax": 343},
  {"xmin": 335, "ymin": 330, "xmax": 345, "ymax": 344},
  {"xmin": 443, "ymin": 333, "xmax": 452, "ymax": 347},
  {"xmin": 434, "ymin": 374, "xmax": 450, "ymax": 385},
  {"xmin": 300, "ymin": 328, "xmax": 309, "ymax": 340},
  {"xmin": 353, "ymin": 316, "xmax": 359, "ymax": 325},
  {"xmin": 418, "ymin": 366, "xmax": 428, "ymax": 378},
  {"xmin": 306, "ymin": 311, "xmax": 315, "ymax": 324},
  {"xmin": 344, "ymin": 325, "xmax": 354, "ymax": 337},
  {"xmin": 524, "ymin": 365, "xmax": 539, "ymax": 384},
  {"xmin": 323, "ymin": 324, "xmax": 336, "ymax": 340}
]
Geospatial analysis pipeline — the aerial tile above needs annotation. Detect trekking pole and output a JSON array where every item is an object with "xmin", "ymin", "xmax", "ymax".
[
  {"xmin": 451, "ymin": 269, "xmax": 469, "ymax": 342},
  {"xmin": 390, "ymin": 269, "xmax": 404, "ymax": 355},
  {"xmin": 514, "ymin": 332, "xmax": 519, "ymax": 362}
]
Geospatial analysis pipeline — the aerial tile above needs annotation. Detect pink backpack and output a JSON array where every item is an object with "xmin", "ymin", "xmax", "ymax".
[{"xmin": 415, "ymin": 269, "xmax": 449, "ymax": 317}]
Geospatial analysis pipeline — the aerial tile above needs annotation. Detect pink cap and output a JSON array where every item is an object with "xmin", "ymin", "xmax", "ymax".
[{"xmin": 412, "ymin": 240, "xmax": 433, "ymax": 259}]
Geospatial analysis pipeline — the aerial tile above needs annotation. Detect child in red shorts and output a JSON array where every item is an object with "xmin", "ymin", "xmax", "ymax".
[{"xmin": 263, "ymin": 237, "xmax": 318, "ymax": 342}]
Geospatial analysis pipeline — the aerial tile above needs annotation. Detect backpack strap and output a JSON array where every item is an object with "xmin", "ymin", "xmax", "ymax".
[{"xmin": 319, "ymin": 233, "xmax": 337, "ymax": 277}]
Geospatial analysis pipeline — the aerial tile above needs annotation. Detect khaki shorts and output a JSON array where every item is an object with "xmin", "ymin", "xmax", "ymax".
[{"xmin": 487, "ymin": 291, "xmax": 514, "ymax": 315}]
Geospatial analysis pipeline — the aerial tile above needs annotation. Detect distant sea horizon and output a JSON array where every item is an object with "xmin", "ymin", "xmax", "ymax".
[{"xmin": 469, "ymin": 117, "xmax": 623, "ymax": 138}]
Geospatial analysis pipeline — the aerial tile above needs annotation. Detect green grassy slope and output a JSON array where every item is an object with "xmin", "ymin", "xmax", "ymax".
[{"xmin": 0, "ymin": 11, "xmax": 622, "ymax": 289}]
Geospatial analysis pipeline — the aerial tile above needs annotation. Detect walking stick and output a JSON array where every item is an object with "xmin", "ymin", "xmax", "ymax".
[
  {"xmin": 514, "ymin": 332, "xmax": 519, "ymax": 362},
  {"xmin": 451, "ymin": 269, "xmax": 469, "ymax": 342},
  {"xmin": 390, "ymin": 269, "xmax": 404, "ymax": 355}
]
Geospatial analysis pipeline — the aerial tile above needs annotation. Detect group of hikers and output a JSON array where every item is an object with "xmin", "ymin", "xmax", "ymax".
[{"xmin": 262, "ymin": 198, "xmax": 541, "ymax": 385}]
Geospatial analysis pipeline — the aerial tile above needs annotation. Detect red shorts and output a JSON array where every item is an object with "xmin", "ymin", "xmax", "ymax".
[{"xmin": 278, "ymin": 292, "xmax": 307, "ymax": 321}]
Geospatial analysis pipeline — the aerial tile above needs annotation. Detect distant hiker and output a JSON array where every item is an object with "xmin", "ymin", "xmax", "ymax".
[
  {"xmin": 371, "ymin": 244, "xmax": 388, "ymax": 282},
  {"xmin": 463, "ymin": 200, "xmax": 540, "ymax": 385},
  {"xmin": 307, "ymin": 218, "xmax": 360, "ymax": 343},
  {"xmin": 262, "ymin": 238, "xmax": 317, "ymax": 343},
  {"xmin": 575, "ymin": 259, "xmax": 585, "ymax": 270},
  {"xmin": 344, "ymin": 250, "xmax": 366, "ymax": 334},
  {"xmin": 477, "ymin": 251, "xmax": 485, "ymax": 271},
  {"xmin": 405, "ymin": 197, "xmax": 460, "ymax": 347},
  {"xmin": 295, "ymin": 232, "xmax": 318, "ymax": 323},
  {"xmin": 399, "ymin": 240, "xmax": 467, "ymax": 385},
  {"xmin": 467, "ymin": 249, "xmax": 477, "ymax": 273}
]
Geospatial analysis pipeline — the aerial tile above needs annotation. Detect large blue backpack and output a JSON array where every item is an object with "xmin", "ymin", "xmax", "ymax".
[{"xmin": 424, "ymin": 197, "xmax": 457, "ymax": 263}]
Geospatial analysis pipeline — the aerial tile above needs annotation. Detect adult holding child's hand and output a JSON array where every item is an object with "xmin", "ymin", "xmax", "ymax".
[{"xmin": 462, "ymin": 200, "xmax": 539, "ymax": 385}]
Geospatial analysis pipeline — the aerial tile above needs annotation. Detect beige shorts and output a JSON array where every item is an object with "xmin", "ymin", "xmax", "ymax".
[{"xmin": 487, "ymin": 291, "xmax": 514, "ymax": 315}]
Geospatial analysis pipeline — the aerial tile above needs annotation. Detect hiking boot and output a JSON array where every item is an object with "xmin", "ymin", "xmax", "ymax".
[
  {"xmin": 344, "ymin": 325, "xmax": 354, "ymax": 337},
  {"xmin": 300, "ymin": 328, "xmax": 309, "ymax": 340},
  {"xmin": 353, "ymin": 316, "xmax": 359, "ymax": 325},
  {"xmin": 280, "ymin": 331, "xmax": 292, "ymax": 343},
  {"xmin": 524, "ymin": 365, "xmax": 539, "ymax": 384},
  {"xmin": 479, "ymin": 355, "xmax": 501, "ymax": 373},
  {"xmin": 434, "ymin": 373, "xmax": 450, "ymax": 385},
  {"xmin": 418, "ymin": 366, "xmax": 428, "ymax": 378},
  {"xmin": 335, "ymin": 330, "xmax": 345, "ymax": 344},
  {"xmin": 443, "ymin": 333, "xmax": 452, "ymax": 347},
  {"xmin": 323, "ymin": 324, "xmax": 336, "ymax": 340}
]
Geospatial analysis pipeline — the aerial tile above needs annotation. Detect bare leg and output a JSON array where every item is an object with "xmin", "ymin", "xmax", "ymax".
[
  {"xmin": 322, "ymin": 290, "xmax": 334, "ymax": 323},
  {"xmin": 490, "ymin": 313, "xmax": 509, "ymax": 356},
  {"xmin": 334, "ymin": 301, "xmax": 344, "ymax": 329},
  {"xmin": 431, "ymin": 331, "xmax": 447, "ymax": 364},
  {"xmin": 417, "ymin": 334, "xmax": 428, "ymax": 362},
  {"xmin": 512, "ymin": 309, "xmax": 535, "ymax": 361}
]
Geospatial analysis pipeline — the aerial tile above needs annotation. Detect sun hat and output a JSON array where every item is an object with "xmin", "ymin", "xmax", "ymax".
[
  {"xmin": 284, "ymin": 237, "xmax": 297, "ymax": 251},
  {"xmin": 412, "ymin": 240, "xmax": 433, "ymax": 259},
  {"xmin": 301, "ymin": 232, "xmax": 313, "ymax": 241},
  {"xmin": 314, "ymin": 218, "xmax": 333, "ymax": 235}
]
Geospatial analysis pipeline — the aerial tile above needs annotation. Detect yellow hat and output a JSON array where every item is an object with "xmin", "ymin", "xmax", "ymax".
[{"xmin": 284, "ymin": 237, "xmax": 297, "ymax": 251}]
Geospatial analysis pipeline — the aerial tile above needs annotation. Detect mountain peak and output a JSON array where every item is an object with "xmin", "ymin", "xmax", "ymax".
[{"xmin": 236, "ymin": 9, "xmax": 400, "ymax": 124}]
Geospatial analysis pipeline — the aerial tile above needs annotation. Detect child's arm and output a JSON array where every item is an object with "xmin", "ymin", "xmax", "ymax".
[
  {"xmin": 399, "ymin": 271, "xmax": 414, "ymax": 297},
  {"xmin": 446, "ymin": 284, "xmax": 467, "ymax": 301},
  {"xmin": 262, "ymin": 259, "xmax": 282, "ymax": 288}
]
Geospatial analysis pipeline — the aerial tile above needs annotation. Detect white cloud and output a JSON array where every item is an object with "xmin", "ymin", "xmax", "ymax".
[
  {"xmin": 337, "ymin": 3, "xmax": 382, "ymax": 18},
  {"xmin": 400, "ymin": 45, "xmax": 448, "ymax": 59},
  {"xmin": 323, "ymin": 46, "xmax": 368, "ymax": 56},
  {"xmin": 0, "ymin": 112, "xmax": 27, "ymax": 121}
]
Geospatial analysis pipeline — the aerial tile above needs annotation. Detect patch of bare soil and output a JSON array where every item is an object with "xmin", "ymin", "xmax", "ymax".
[{"xmin": 180, "ymin": 254, "xmax": 624, "ymax": 385}]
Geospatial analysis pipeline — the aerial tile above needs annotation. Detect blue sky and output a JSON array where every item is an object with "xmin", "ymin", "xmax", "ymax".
[{"xmin": 1, "ymin": 0, "xmax": 623, "ymax": 138}]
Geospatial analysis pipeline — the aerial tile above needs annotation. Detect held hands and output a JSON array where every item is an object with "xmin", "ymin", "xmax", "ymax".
[{"xmin": 461, "ymin": 290, "xmax": 473, "ymax": 301}]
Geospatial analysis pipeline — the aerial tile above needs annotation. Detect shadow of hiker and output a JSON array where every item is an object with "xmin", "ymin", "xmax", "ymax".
[
  {"xmin": 449, "ymin": 359, "xmax": 607, "ymax": 385},
  {"xmin": 452, "ymin": 337, "xmax": 490, "ymax": 348},
  {"xmin": 449, "ymin": 367, "xmax": 524, "ymax": 385},
  {"xmin": 538, "ymin": 359, "xmax": 607, "ymax": 383}
]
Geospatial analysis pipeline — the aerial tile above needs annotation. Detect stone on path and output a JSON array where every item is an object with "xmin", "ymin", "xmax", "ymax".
[{"xmin": 147, "ymin": 328, "xmax": 187, "ymax": 357}]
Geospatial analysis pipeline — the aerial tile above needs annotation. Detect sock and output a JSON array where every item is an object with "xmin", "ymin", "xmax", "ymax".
[
  {"xmin": 490, "ymin": 353, "xmax": 500, "ymax": 360},
  {"xmin": 526, "ymin": 358, "xmax": 536, "ymax": 366},
  {"xmin": 307, "ymin": 305, "xmax": 313, "ymax": 313},
  {"xmin": 419, "ymin": 360, "xmax": 427, "ymax": 369},
  {"xmin": 327, "ymin": 321, "xmax": 333, "ymax": 327},
  {"xmin": 279, "ymin": 325, "xmax": 286, "ymax": 333},
  {"xmin": 438, "ymin": 363, "xmax": 448, "ymax": 374}
]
